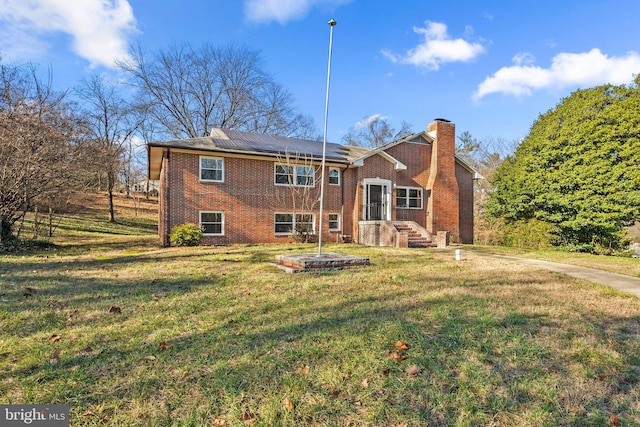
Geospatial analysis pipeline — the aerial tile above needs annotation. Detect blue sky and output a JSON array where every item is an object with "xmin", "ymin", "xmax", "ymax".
[{"xmin": 1, "ymin": 0, "xmax": 640, "ymax": 147}]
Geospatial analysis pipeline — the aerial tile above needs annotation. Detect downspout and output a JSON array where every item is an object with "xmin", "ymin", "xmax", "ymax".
[
  {"xmin": 164, "ymin": 148, "xmax": 171, "ymax": 246},
  {"xmin": 341, "ymin": 166, "xmax": 346, "ymax": 237}
]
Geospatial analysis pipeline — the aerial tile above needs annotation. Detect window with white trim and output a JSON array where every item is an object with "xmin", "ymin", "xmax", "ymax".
[
  {"xmin": 328, "ymin": 213, "xmax": 340, "ymax": 231},
  {"xmin": 396, "ymin": 187, "xmax": 423, "ymax": 209},
  {"xmin": 274, "ymin": 164, "xmax": 315, "ymax": 187},
  {"xmin": 200, "ymin": 156, "xmax": 224, "ymax": 182},
  {"xmin": 329, "ymin": 167, "xmax": 340, "ymax": 185},
  {"xmin": 200, "ymin": 211, "xmax": 224, "ymax": 235},
  {"xmin": 274, "ymin": 213, "xmax": 315, "ymax": 235}
]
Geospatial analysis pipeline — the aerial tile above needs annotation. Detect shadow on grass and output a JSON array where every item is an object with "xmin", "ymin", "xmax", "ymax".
[
  {"xmin": 3, "ymin": 245, "xmax": 640, "ymax": 425},
  {"xmin": 5, "ymin": 272, "xmax": 640, "ymax": 425}
]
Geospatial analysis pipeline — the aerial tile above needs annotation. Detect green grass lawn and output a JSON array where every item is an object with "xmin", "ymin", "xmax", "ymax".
[{"xmin": 1, "ymin": 210, "xmax": 640, "ymax": 426}]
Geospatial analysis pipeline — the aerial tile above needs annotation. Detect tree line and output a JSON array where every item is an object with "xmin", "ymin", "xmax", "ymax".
[{"xmin": 0, "ymin": 44, "xmax": 318, "ymax": 248}]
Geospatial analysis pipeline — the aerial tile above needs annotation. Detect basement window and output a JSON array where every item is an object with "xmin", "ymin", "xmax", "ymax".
[
  {"xmin": 200, "ymin": 211, "xmax": 224, "ymax": 235},
  {"xmin": 274, "ymin": 213, "xmax": 315, "ymax": 235}
]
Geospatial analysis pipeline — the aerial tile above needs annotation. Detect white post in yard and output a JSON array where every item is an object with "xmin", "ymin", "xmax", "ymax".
[{"xmin": 317, "ymin": 18, "xmax": 336, "ymax": 257}]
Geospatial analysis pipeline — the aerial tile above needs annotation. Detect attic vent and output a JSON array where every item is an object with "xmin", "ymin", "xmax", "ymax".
[
  {"xmin": 210, "ymin": 128, "xmax": 230, "ymax": 140},
  {"xmin": 434, "ymin": 118, "xmax": 451, "ymax": 123}
]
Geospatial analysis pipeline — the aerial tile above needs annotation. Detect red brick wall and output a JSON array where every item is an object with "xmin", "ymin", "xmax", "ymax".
[
  {"xmin": 342, "ymin": 166, "xmax": 358, "ymax": 239},
  {"xmin": 158, "ymin": 153, "xmax": 169, "ymax": 246},
  {"xmin": 426, "ymin": 120, "xmax": 460, "ymax": 241},
  {"xmin": 163, "ymin": 151, "xmax": 345, "ymax": 245},
  {"xmin": 456, "ymin": 163, "xmax": 474, "ymax": 244},
  {"xmin": 158, "ymin": 124, "xmax": 475, "ymax": 246},
  {"xmin": 385, "ymin": 140, "xmax": 430, "ymax": 227}
]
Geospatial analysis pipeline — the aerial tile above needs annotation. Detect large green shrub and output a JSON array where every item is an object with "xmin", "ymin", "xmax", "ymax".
[
  {"xmin": 502, "ymin": 219, "xmax": 556, "ymax": 249},
  {"xmin": 169, "ymin": 223, "xmax": 203, "ymax": 246},
  {"xmin": 486, "ymin": 77, "xmax": 640, "ymax": 250}
]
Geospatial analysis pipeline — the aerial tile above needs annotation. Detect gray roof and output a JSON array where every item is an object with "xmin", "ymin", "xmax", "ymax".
[{"xmin": 149, "ymin": 128, "xmax": 369, "ymax": 163}]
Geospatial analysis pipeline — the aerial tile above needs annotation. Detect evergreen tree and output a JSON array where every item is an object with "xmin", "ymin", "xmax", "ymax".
[{"xmin": 487, "ymin": 76, "xmax": 640, "ymax": 252}]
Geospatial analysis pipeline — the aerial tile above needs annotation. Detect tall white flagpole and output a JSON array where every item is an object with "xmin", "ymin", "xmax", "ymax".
[{"xmin": 317, "ymin": 18, "xmax": 336, "ymax": 257}]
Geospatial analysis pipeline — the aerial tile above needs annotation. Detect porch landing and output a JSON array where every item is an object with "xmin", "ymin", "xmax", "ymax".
[{"xmin": 273, "ymin": 252, "xmax": 370, "ymax": 273}]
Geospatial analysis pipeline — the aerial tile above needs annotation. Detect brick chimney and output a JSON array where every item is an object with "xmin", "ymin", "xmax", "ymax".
[{"xmin": 426, "ymin": 119, "xmax": 459, "ymax": 241}]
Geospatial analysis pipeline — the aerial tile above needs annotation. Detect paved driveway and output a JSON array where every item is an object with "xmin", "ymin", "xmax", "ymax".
[{"xmin": 471, "ymin": 253, "xmax": 640, "ymax": 299}]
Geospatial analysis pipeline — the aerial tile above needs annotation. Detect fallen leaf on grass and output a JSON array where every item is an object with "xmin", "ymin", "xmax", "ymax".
[
  {"xmin": 143, "ymin": 355, "xmax": 156, "ymax": 361},
  {"xmin": 209, "ymin": 417, "xmax": 226, "ymax": 426},
  {"xmin": 49, "ymin": 334, "xmax": 61, "ymax": 343},
  {"xmin": 282, "ymin": 397, "xmax": 294, "ymax": 411},
  {"xmin": 151, "ymin": 293, "xmax": 159, "ymax": 301},
  {"xmin": 493, "ymin": 348, "xmax": 503, "ymax": 355},
  {"xmin": 82, "ymin": 346, "xmax": 93, "ymax": 353},
  {"xmin": 395, "ymin": 341, "xmax": 409, "ymax": 351},
  {"xmin": 386, "ymin": 351, "xmax": 406, "ymax": 362},
  {"xmin": 50, "ymin": 348, "xmax": 60, "ymax": 364},
  {"xmin": 360, "ymin": 378, "xmax": 369, "ymax": 388},
  {"xmin": 69, "ymin": 365, "xmax": 80, "ymax": 372},
  {"xmin": 242, "ymin": 411, "xmax": 257, "ymax": 425},
  {"xmin": 295, "ymin": 365, "xmax": 310, "ymax": 375},
  {"xmin": 159, "ymin": 342, "xmax": 171, "ymax": 350},
  {"xmin": 405, "ymin": 364, "xmax": 421, "ymax": 377},
  {"xmin": 82, "ymin": 411, "xmax": 94, "ymax": 417},
  {"xmin": 610, "ymin": 415, "xmax": 620, "ymax": 426},
  {"xmin": 108, "ymin": 306, "xmax": 121, "ymax": 314}
]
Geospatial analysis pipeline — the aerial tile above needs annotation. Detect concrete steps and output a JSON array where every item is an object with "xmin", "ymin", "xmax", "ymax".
[{"xmin": 393, "ymin": 223, "xmax": 436, "ymax": 248}]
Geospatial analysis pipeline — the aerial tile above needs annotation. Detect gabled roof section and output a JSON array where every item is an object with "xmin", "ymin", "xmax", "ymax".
[
  {"xmin": 455, "ymin": 156, "xmax": 484, "ymax": 180},
  {"xmin": 376, "ymin": 130, "xmax": 482, "ymax": 178},
  {"xmin": 350, "ymin": 146, "xmax": 407, "ymax": 171},
  {"xmin": 377, "ymin": 131, "xmax": 433, "ymax": 152}
]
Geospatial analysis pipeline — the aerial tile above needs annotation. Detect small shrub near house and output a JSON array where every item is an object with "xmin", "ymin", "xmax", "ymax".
[{"xmin": 169, "ymin": 223, "xmax": 203, "ymax": 246}]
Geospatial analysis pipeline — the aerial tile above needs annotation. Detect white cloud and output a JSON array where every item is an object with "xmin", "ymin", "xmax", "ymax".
[
  {"xmin": 0, "ymin": 0, "xmax": 138, "ymax": 69},
  {"xmin": 474, "ymin": 48, "xmax": 640, "ymax": 99},
  {"xmin": 382, "ymin": 21, "xmax": 486, "ymax": 70},
  {"xmin": 355, "ymin": 114, "xmax": 388, "ymax": 129},
  {"xmin": 512, "ymin": 52, "xmax": 536, "ymax": 66},
  {"xmin": 244, "ymin": 0, "xmax": 350, "ymax": 24}
]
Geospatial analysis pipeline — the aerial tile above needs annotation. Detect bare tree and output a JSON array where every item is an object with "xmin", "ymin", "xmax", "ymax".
[
  {"xmin": 271, "ymin": 151, "xmax": 321, "ymax": 242},
  {"xmin": 77, "ymin": 75, "xmax": 143, "ymax": 222},
  {"xmin": 342, "ymin": 115, "xmax": 412, "ymax": 147},
  {"xmin": 0, "ymin": 61, "xmax": 84, "ymax": 246},
  {"xmin": 119, "ymin": 43, "xmax": 317, "ymax": 139},
  {"xmin": 456, "ymin": 132, "xmax": 519, "ymax": 244}
]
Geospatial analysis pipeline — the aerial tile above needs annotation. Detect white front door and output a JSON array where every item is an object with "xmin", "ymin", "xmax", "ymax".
[{"xmin": 363, "ymin": 179, "xmax": 391, "ymax": 220}]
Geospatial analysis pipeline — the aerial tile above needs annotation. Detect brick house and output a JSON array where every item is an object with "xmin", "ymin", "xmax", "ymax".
[{"xmin": 148, "ymin": 118, "xmax": 478, "ymax": 247}]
